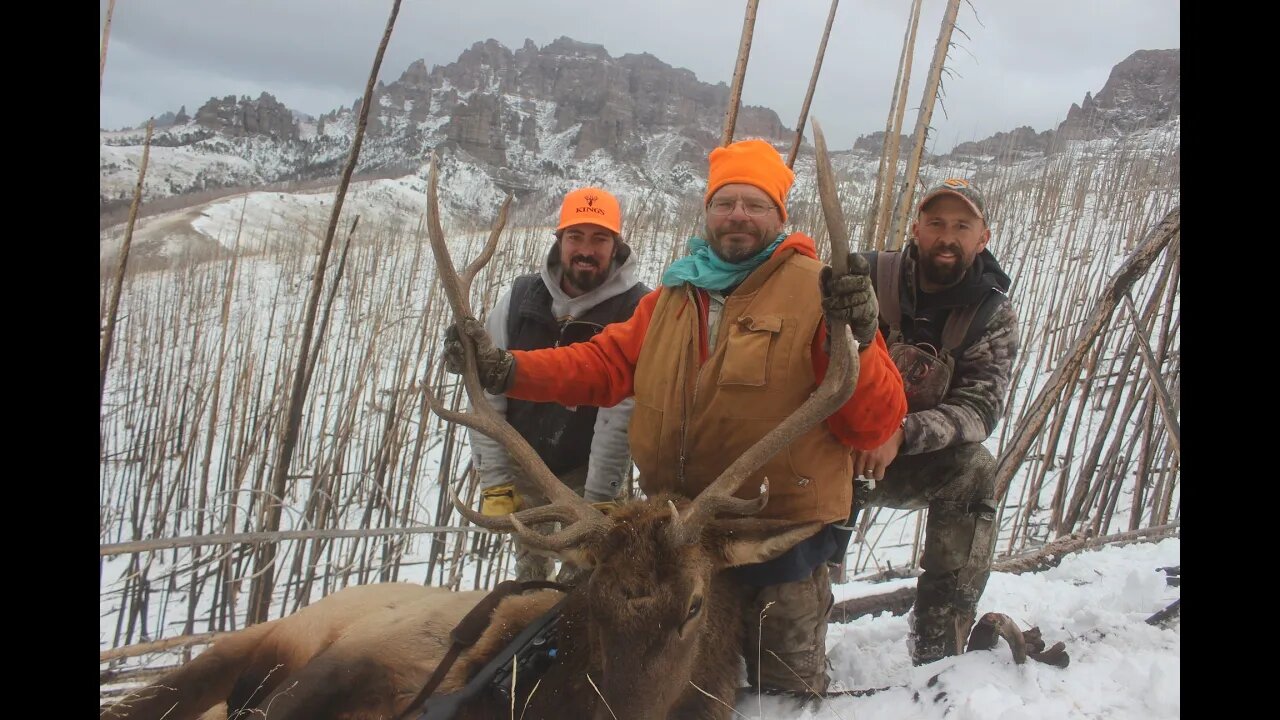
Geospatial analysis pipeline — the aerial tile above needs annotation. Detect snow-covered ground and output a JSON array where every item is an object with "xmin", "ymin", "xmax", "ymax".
[
  {"xmin": 797, "ymin": 538, "xmax": 1180, "ymax": 720},
  {"xmin": 98, "ymin": 535, "xmax": 1180, "ymax": 718}
]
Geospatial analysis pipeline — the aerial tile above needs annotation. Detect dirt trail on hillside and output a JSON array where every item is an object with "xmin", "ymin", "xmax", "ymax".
[{"xmin": 99, "ymin": 204, "xmax": 231, "ymax": 277}]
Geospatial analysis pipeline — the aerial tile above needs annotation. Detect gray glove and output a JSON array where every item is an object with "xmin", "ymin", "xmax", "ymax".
[
  {"xmin": 819, "ymin": 253, "xmax": 879, "ymax": 349},
  {"xmin": 442, "ymin": 316, "xmax": 516, "ymax": 395}
]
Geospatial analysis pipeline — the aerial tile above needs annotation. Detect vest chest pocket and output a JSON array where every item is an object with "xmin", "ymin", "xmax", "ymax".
[{"xmin": 718, "ymin": 314, "xmax": 784, "ymax": 387}]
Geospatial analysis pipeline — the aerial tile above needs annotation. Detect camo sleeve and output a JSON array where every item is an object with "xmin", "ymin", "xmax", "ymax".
[{"xmin": 900, "ymin": 299, "xmax": 1019, "ymax": 456}]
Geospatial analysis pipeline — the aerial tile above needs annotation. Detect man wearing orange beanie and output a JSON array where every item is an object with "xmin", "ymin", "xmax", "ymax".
[
  {"xmin": 465, "ymin": 187, "xmax": 651, "ymax": 583},
  {"xmin": 444, "ymin": 139, "xmax": 906, "ymax": 699}
]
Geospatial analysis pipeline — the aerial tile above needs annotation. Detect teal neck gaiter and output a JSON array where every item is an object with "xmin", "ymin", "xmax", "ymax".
[{"xmin": 660, "ymin": 233, "xmax": 786, "ymax": 291}]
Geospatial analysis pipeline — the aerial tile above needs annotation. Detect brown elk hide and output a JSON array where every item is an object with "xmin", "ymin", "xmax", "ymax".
[
  {"xmin": 104, "ymin": 507, "xmax": 824, "ymax": 720},
  {"xmin": 101, "ymin": 583, "xmax": 542, "ymax": 720}
]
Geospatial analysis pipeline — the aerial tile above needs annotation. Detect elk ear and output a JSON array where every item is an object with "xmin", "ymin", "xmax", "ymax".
[{"xmin": 705, "ymin": 519, "xmax": 824, "ymax": 568}]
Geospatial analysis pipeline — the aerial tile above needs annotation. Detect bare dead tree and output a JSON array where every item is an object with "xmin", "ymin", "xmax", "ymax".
[
  {"xmin": 865, "ymin": 0, "xmax": 922, "ymax": 251},
  {"xmin": 1122, "ymin": 294, "xmax": 1180, "ymax": 461},
  {"xmin": 721, "ymin": 0, "xmax": 761, "ymax": 146},
  {"xmin": 247, "ymin": 0, "xmax": 403, "ymax": 625},
  {"xmin": 101, "ymin": 119, "xmax": 154, "ymax": 420},
  {"xmin": 992, "ymin": 207, "xmax": 1180, "ymax": 504},
  {"xmin": 786, "ymin": 0, "xmax": 840, "ymax": 169},
  {"xmin": 100, "ymin": 0, "xmax": 117, "ymax": 94},
  {"xmin": 888, "ymin": 0, "xmax": 961, "ymax": 250}
]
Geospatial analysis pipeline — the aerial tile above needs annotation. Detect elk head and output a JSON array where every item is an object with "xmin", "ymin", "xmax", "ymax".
[{"xmin": 424, "ymin": 121, "xmax": 857, "ymax": 718}]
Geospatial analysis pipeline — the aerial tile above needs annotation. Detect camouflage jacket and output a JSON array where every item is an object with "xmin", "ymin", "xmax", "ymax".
[{"xmin": 861, "ymin": 245, "xmax": 1019, "ymax": 456}]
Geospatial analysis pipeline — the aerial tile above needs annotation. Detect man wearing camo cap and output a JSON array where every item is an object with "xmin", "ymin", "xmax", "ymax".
[{"xmin": 830, "ymin": 177, "xmax": 1019, "ymax": 665}]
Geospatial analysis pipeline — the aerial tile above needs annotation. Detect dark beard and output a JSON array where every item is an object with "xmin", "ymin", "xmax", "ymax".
[
  {"xmin": 919, "ymin": 248, "xmax": 970, "ymax": 288},
  {"xmin": 564, "ymin": 258, "xmax": 610, "ymax": 293}
]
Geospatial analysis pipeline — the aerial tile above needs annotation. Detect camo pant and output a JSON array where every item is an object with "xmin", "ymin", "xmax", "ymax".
[
  {"xmin": 511, "ymin": 466, "xmax": 589, "ymax": 583},
  {"xmin": 858, "ymin": 442, "xmax": 997, "ymax": 665},
  {"xmin": 740, "ymin": 562, "xmax": 834, "ymax": 694}
]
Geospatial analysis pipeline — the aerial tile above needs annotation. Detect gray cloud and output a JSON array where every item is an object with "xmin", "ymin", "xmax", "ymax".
[{"xmin": 99, "ymin": 0, "xmax": 1179, "ymax": 152}]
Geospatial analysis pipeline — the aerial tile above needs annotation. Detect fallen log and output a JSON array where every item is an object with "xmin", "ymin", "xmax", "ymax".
[
  {"xmin": 990, "ymin": 522, "xmax": 1179, "ymax": 575},
  {"xmin": 828, "ymin": 586, "xmax": 917, "ymax": 623},
  {"xmin": 829, "ymin": 522, "xmax": 1179, "ymax": 624},
  {"xmin": 100, "ymin": 631, "xmax": 221, "ymax": 663},
  {"xmin": 1146, "ymin": 599, "xmax": 1180, "ymax": 626}
]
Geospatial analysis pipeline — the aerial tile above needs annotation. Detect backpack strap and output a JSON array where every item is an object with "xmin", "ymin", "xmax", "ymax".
[
  {"xmin": 940, "ymin": 289, "xmax": 1006, "ymax": 353},
  {"xmin": 940, "ymin": 304, "xmax": 979, "ymax": 353},
  {"xmin": 874, "ymin": 250, "xmax": 905, "ymax": 345}
]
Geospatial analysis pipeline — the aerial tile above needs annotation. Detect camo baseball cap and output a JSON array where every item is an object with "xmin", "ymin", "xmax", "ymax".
[{"xmin": 917, "ymin": 178, "xmax": 986, "ymax": 221}]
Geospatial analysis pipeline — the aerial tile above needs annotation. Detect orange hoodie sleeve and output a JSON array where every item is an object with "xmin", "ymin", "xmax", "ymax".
[
  {"xmin": 506, "ymin": 288, "xmax": 662, "ymax": 408},
  {"xmin": 812, "ymin": 324, "xmax": 907, "ymax": 451}
]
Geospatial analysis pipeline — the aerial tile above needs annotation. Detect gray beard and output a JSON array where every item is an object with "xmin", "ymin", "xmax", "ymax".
[{"xmin": 707, "ymin": 225, "xmax": 768, "ymax": 264}]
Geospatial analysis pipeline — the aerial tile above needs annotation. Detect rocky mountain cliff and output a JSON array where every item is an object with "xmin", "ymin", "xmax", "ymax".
[
  {"xmin": 359, "ymin": 37, "xmax": 787, "ymax": 168},
  {"xmin": 101, "ymin": 41, "xmax": 1179, "ymax": 222},
  {"xmin": 101, "ymin": 36, "xmax": 789, "ymax": 218},
  {"xmin": 1057, "ymin": 49, "xmax": 1179, "ymax": 139},
  {"xmin": 946, "ymin": 48, "xmax": 1179, "ymax": 162},
  {"xmin": 194, "ymin": 92, "xmax": 301, "ymax": 141}
]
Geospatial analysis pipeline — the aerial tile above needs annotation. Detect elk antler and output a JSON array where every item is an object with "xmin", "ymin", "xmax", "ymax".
[
  {"xmin": 422, "ymin": 153, "xmax": 611, "ymax": 552},
  {"xmin": 669, "ymin": 121, "xmax": 860, "ymax": 545}
]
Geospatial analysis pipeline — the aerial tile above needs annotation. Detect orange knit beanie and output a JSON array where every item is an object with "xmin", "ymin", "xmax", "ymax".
[{"xmin": 703, "ymin": 139, "xmax": 795, "ymax": 222}]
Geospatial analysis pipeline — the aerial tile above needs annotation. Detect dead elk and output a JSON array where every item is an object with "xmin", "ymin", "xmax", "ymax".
[
  {"xmin": 102, "ymin": 503, "xmax": 824, "ymax": 720},
  {"xmin": 102, "ymin": 140, "xmax": 859, "ymax": 720}
]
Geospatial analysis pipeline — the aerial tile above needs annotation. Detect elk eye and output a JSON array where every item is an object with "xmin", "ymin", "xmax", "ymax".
[{"xmin": 686, "ymin": 596, "xmax": 703, "ymax": 622}]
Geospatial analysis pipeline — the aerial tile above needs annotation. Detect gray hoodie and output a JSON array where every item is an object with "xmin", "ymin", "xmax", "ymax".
[{"xmin": 471, "ymin": 244, "xmax": 644, "ymax": 502}]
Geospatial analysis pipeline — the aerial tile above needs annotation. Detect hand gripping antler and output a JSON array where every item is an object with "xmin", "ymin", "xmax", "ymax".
[
  {"xmin": 422, "ymin": 153, "xmax": 611, "ymax": 552},
  {"xmin": 668, "ymin": 120, "xmax": 861, "ymax": 545}
]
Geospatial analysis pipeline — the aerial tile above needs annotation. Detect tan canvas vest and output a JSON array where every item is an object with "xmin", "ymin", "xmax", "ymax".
[{"xmin": 629, "ymin": 248, "xmax": 853, "ymax": 524}]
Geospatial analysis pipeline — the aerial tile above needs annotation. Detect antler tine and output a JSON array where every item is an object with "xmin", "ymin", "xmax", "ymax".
[
  {"xmin": 462, "ymin": 194, "xmax": 510, "ymax": 293},
  {"xmin": 424, "ymin": 154, "xmax": 610, "ymax": 535},
  {"xmin": 450, "ymin": 487, "xmax": 580, "ymax": 530},
  {"xmin": 811, "ymin": 120, "xmax": 851, "ymax": 276},
  {"xmin": 672, "ymin": 120, "xmax": 859, "ymax": 545},
  {"xmin": 509, "ymin": 512, "xmax": 613, "ymax": 553},
  {"xmin": 669, "ymin": 485, "xmax": 770, "ymax": 545}
]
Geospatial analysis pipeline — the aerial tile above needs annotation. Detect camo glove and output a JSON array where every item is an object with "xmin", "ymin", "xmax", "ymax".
[
  {"xmin": 442, "ymin": 317, "xmax": 516, "ymax": 395},
  {"xmin": 819, "ymin": 252, "xmax": 879, "ymax": 350}
]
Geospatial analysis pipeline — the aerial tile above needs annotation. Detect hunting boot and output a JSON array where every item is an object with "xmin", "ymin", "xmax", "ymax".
[
  {"xmin": 512, "ymin": 522, "xmax": 555, "ymax": 582},
  {"xmin": 743, "ymin": 562, "xmax": 834, "ymax": 695},
  {"xmin": 511, "ymin": 466, "xmax": 589, "ymax": 582},
  {"xmin": 908, "ymin": 447, "xmax": 998, "ymax": 665}
]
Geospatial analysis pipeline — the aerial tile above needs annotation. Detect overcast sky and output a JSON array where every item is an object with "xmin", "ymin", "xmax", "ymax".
[{"xmin": 99, "ymin": 0, "xmax": 1179, "ymax": 152}]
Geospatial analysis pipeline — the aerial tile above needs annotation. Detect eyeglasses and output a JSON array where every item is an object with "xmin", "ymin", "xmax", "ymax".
[
  {"xmin": 706, "ymin": 197, "xmax": 777, "ymax": 217},
  {"xmin": 556, "ymin": 320, "xmax": 606, "ymax": 347}
]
